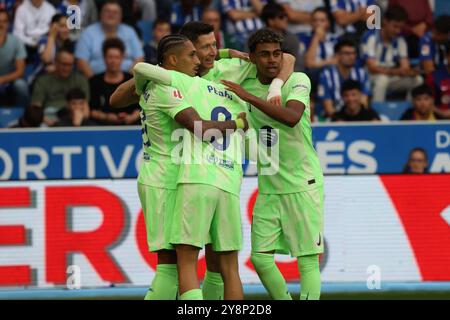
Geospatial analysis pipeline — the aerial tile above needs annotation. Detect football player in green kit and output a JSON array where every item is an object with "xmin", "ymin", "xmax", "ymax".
[
  {"xmin": 113, "ymin": 34, "xmax": 248, "ymax": 300},
  {"xmin": 221, "ymin": 28, "xmax": 325, "ymax": 300}
]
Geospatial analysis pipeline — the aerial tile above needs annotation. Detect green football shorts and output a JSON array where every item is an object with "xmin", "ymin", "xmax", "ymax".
[
  {"xmin": 170, "ymin": 183, "xmax": 243, "ymax": 252},
  {"xmin": 251, "ymin": 186, "xmax": 324, "ymax": 257},
  {"xmin": 138, "ymin": 183, "xmax": 177, "ymax": 252}
]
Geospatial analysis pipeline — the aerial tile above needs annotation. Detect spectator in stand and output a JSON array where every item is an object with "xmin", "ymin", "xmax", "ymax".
[
  {"xmin": 0, "ymin": 9, "xmax": 29, "ymax": 108},
  {"xmin": 302, "ymin": 7, "xmax": 339, "ymax": 70},
  {"xmin": 0, "ymin": 0, "xmax": 16, "ymax": 18},
  {"xmin": 55, "ymin": 0, "xmax": 98, "ymax": 41},
  {"xmin": 402, "ymin": 147, "xmax": 429, "ymax": 174},
  {"xmin": 261, "ymin": 2, "xmax": 300, "ymax": 68},
  {"xmin": 332, "ymin": 80, "xmax": 380, "ymax": 122},
  {"xmin": 400, "ymin": 84, "xmax": 443, "ymax": 121},
  {"xmin": 75, "ymin": 0, "xmax": 144, "ymax": 78},
  {"xmin": 171, "ymin": 0, "xmax": 212, "ymax": 33},
  {"xmin": 419, "ymin": 15, "xmax": 450, "ymax": 75},
  {"xmin": 202, "ymin": 7, "xmax": 229, "ymax": 49},
  {"xmin": 135, "ymin": 0, "xmax": 157, "ymax": 22},
  {"xmin": 32, "ymin": 48, "xmax": 90, "ymax": 125},
  {"xmin": 221, "ymin": 0, "xmax": 266, "ymax": 51},
  {"xmin": 426, "ymin": 43, "xmax": 450, "ymax": 119},
  {"xmin": 89, "ymin": 38, "xmax": 139, "ymax": 125},
  {"xmin": 36, "ymin": 14, "xmax": 75, "ymax": 77},
  {"xmin": 331, "ymin": 0, "xmax": 374, "ymax": 39},
  {"xmin": 144, "ymin": 18, "xmax": 171, "ymax": 65},
  {"xmin": 10, "ymin": 105, "xmax": 44, "ymax": 128},
  {"xmin": 54, "ymin": 87, "xmax": 97, "ymax": 126},
  {"xmin": 389, "ymin": 0, "xmax": 433, "ymax": 59},
  {"xmin": 275, "ymin": 0, "xmax": 325, "ymax": 39},
  {"xmin": 361, "ymin": 5, "xmax": 423, "ymax": 102},
  {"xmin": 318, "ymin": 39, "xmax": 371, "ymax": 117},
  {"xmin": 13, "ymin": 0, "xmax": 56, "ymax": 62}
]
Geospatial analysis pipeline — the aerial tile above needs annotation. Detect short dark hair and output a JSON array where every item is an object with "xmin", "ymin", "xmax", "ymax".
[
  {"xmin": 402, "ymin": 147, "xmax": 428, "ymax": 173},
  {"xmin": 434, "ymin": 15, "xmax": 450, "ymax": 35},
  {"xmin": 0, "ymin": 8, "xmax": 9, "ymax": 21},
  {"xmin": 101, "ymin": 0, "xmax": 121, "ymax": 11},
  {"xmin": 334, "ymin": 38, "xmax": 357, "ymax": 53},
  {"xmin": 157, "ymin": 34, "xmax": 190, "ymax": 65},
  {"xmin": 341, "ymin": 80, "xmax": 362, "ymax": 94},
  {"xmin": 152, "ymin": 17, "xmax": 170, "ymax": 30},
  {"xmin": 247, "ymin": 28, "xmax": 284, "ymax": 53},
  {"xmin": 179, "ymin": 21, "xmax": 214, "ymax": 43},
  {"xmin": 385, "ymin": 5, "xmax": 408, "ymax": 22},
  {"xmin": 51, "ymin": 13, "xmax": 65, "ymax": 24},
  {"xmin": 56, "ymin": 46, "xmax": 75, "ymax": 59},
  {"xmin": 66, "ymin": 88, "xmax": 87, "ymax": 102},
  {"xmin": 412, "ymin": 84, "xmax": 433, "ymax": 98},
  {"xmin": 102, "ymin": 37, "xmax": 125, "ymax": 56},
  {"xmin": 261, "ymin": 3, "xmax": 286, "ymax": 25},
  {"xmin": 312, "ymin": 7, "xmax": 329, "ymax": 17}
]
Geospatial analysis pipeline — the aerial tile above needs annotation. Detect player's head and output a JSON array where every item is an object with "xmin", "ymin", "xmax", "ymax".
[
  {"xmin": 412, "ymin": 84, "xmax": 434, "ymax": 117},
  {"xmin": 157, "ymin": 34, "xmax": 200, "ymax": 77},
  {"xmin": 341, "ymin": 80, "xmax": 362, "ymax": 111},
  {"xmin": 334, "ymin": 39, "xmax": 358, "ymax": 68},
  {"xmin": 248, "ymin": 28, "xmax": 284, "ymax": 81},
  {"xmin": 383, "ymin": 5, "xmax": 408, "ymax": 39},
  {"xmin": 432, "ymin": 15, "xmax": 450, "ymax": 44},
  {"xmin": 403, "ymin": 147, "xmax": 428, "ymax": 174},
  {"xmin": 179, "ymin": 22, "xmax": 217, "ymax": 73}
]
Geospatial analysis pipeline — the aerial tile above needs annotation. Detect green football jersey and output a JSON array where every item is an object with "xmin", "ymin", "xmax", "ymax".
[
  {"xmin": 203, "ymin": 58, "xmax": 257, "ymax": 84},
  {"xmin": 169, "ymin": 70, "xmax": 248, "ymax": 196},
  {"xmin": 137, "ymin": 82, "xmax": 192, "ymax": 189},
  {"xmin": 241, "ymin": 72, "xmax": 324, "ymax": 194}
]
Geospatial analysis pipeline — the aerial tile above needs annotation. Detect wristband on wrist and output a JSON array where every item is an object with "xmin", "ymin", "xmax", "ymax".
[
  {"xmin": 235, "ymin": 118, "xmax": 245, "ymax": 129},
  {"xmin": 219, "ymin": 49, "xmax": 231, "ymax": 59}
]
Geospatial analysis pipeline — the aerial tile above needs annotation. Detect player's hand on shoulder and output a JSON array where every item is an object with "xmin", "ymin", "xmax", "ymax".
[{"xmin": 229, "ymin": 49, "xmax": 250, "ymax": 62}]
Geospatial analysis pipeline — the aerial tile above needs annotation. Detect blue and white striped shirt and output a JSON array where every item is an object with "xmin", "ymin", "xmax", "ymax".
[
  {"xmin": 222, "ymin": 0, "xmax": 266, "ymax": 35},
  {"xmin": 170, "ymin": 2, "xmax": 203, "ymax": 29},
  {"xmin": 420, "ymin": 31, "xmax": 448, "ymax": 71},
  {"xmin": 330, "ymin": 0, "xmax": 375, "ymax": 34},
  {"xmin": 318, "ymin": 65, "xmax": 371, "ymax": 108},
  {"xmin": 299, "ymin": 32, "xmax": 339, "ymax": 64},
  {"xmin": 361, "ymin": 29, "xmax": 408, "ymax": 68}
]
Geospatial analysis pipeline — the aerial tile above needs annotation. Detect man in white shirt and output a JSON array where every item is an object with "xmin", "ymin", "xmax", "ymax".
[{"xmin": 13, "ymin": 0, "xmax": 56, "ymax": 48}]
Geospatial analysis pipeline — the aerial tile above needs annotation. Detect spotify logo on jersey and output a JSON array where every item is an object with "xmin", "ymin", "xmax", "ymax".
[{"xmin": 259, "ymin": 126, "xmax": 279, "ymax": 147}]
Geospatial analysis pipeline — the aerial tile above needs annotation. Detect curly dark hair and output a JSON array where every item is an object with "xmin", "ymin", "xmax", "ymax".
[{"xmin": 247, "ymin": 28, "xmax": 284, "ymax": 53}]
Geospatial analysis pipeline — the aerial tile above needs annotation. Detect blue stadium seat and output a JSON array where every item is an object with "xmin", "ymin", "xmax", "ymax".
[
  {"xmin": 371, "ymin": 101, "xmax": 412, "ymax": 121},
  {"xmin": 137, "ymin": 20, "xmax": 153, "ymax": 45},
  {"xmin": 0, "ymin": 107, "xmax": 24, "ymax": 128}
]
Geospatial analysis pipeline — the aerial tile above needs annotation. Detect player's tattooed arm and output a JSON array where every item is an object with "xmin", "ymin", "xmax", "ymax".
[
  {"xmin": 175, "ymin": 108, "xmax": 249, "ymax": 140},
  {"xmin": 222, "ymin": 80, "xmax": 304, "ymax": 128},
  {"xmin": 110, "ymin": 79, "xmax": 140, "ymax": 108},
  {"xmin": 267, "ymin": 53, "xmax": 296, "ymax": 106}
]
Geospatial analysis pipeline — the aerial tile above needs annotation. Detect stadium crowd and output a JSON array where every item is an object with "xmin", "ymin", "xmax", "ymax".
[{"xmin": 0, "ymin": 0, "xmax": 449, "ymax": 128}]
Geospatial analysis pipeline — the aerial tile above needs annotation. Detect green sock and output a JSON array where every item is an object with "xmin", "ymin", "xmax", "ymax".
[
  {"xmin": 251, "ymin": 252, "xmax": 292, "ymax": 300},
  {"xmin": 298, "ymin": 255, "xmax": 321, "ymax": 300},
  {"xmin": 144, "ymin": 264, "xmax": 178, "ymax": 300},
  {"xmin": 202, "ymin": 271, "xmax": 224, "ymax": 300},
  {"xmin": 180, "ymin": 289, "xmax": 203, "ymax": 300}
]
